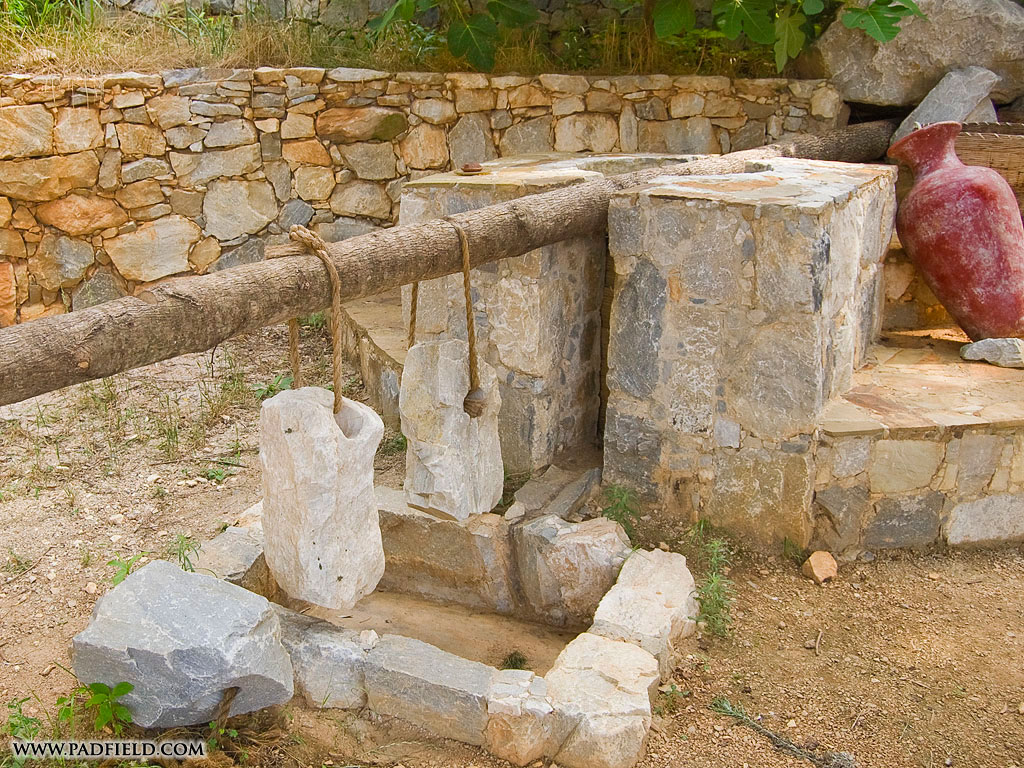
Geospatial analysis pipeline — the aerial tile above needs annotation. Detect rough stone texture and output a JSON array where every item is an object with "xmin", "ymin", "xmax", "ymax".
[
  {"xmin": 30, "ymin": 234, "xmax": 94, "ymax": 290},
  {"xmin": 801, "ymin": 551, "xmax": 838, "ymax": 584},
  {"xmin": 0, "ymin": 152, "xmax": 99, "ymax": 202},
  {"xmin": 892, "ymin": 67, "xmax": 1000, "ymax": 144},
  {"xmin": 204, "ymin": 179, "xmax": 278, "ymax": 241},
  {"xmin": 590, "ymin": 549, "xmax": 697, "ymax": 680},
  {"xmin": 259, "ymin": 387, "xmax": 385, "ymax": 610},
  {"xmin": 71, "ymin": 268, "xmax": 127, "ymax": 310},
  {"xmin": 0, "ymin": 70, "xmax": 842, "ymax": 324},
  {"xmin": 365, "ymin": 634, "xmax": 495, "ymax": 745},
  {"xmin": 0, "ymin": 104, "xmax": 53, "ymax": 159},
  {"xmin": 36, "ymin": 194, "xmax": 128, "ymax": 236},
  {"xmin": 104, "ymin": 215, "xmax": 200, "ymax": 281},
  {"xmin": 605, "ymin": 158, "xmax": 897, "ymax": 548},
  {"xmin": 71, "ymin": 560, "xmax": 293, "ymax": 728},
  {"xmin": 506, "ymin": 465, "xmax": 601, "ymax": 522},
  {"xmin": 514, "ymin": 514, "xmax": 631, "ymax": 627},
  {"xmin": 945, "ymin": 493, "xmax": 1024, "ymax": 546},
  {"xmin": 400, "ymin": 339, "xmax": 503, "ymax": 522},
  {"xmin": 485, "ymin": 669, "xmax": 564, "ymax": 766},
  {"xmin": 803, "ymin": 0, "xmax": 1024, "ymax": 106},
  {"xmin": 545, "ymin": 633, "xmax": 659, "ymax": 768},
  {"xmin": 868, "ymin": 440, "xmax": 944, "ymax": 494},
  {"xmin": 0, "ymin": 260, "xmax": 14, "ymax": 326},
  {"xmin": 961, "ymin": 338, "xmax": 1024, "ymax": 368},
  {"xmin": 276, "ymin": 606, "xmax": 372, "ymax": 709},
  {"xmin": 863, "ymin": 492, "xmax": 943, "ymax": 550},
  {"xmin": 376, "ymin": 487, "xmax": 514, "ymax": 613},
  {"xmin": 194, "ymin": 525, "xmax": 270, "ymax": 594},
  {"xmin": 400, "ymin": 156, "xmax": 688, "ymax": 473}
]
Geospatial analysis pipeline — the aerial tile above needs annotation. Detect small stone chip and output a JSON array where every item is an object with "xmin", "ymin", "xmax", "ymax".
[{"xmin": 801, "ymin": 551, "xmax": 838, "ymax": 584}]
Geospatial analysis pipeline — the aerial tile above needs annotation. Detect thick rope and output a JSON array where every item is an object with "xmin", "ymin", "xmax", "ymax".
[
  {"xmin": 288, "ymin": 225, "xmax": 346, "ymax": 414},
  {"xmin": 407, "ymin": 280, "xmax": 419, "ymax": 348},
  {"xmin": 454, "ymin": 222, "xmax": 481, "ymax": 395}
]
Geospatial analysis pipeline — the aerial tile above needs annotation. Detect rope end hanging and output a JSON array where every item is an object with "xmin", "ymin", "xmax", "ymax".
[
  {"xmin": 449, "ymin": 219, "xmax": 487, "ymax": 419},
  {"xmin": 288, "ymin": 224, "xmax": 346, "ymax": 415}
]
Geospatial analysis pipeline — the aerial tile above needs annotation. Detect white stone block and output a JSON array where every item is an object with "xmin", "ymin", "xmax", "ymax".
[
  {"xmin": 400, "ymin": 339, "xmax": 503, "ymax": 521},
  {"xmin": 590, "ymin": 549, "xmax": 698, "ymax": 680},
  {"xmin": 259, "ymin": 387, "xmax": 385, "ymax": 610}
]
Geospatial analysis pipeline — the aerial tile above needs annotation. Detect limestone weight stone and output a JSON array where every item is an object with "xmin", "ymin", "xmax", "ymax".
[
  {"xmin": 401, "ymin": 340, "xmax": 503, "ymax": 522},
  {"xmin": 259, "ymin": 387, "xmax": 385, "ymax": 610},
  {"xmin": 71, "ymin": 560, "xmax": 293, "ymax": 728}
]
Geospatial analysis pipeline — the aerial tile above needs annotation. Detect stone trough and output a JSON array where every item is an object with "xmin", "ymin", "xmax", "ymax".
[{"xmin": 74, "ymin": 467, "xmax": 697, "ymax": 768}]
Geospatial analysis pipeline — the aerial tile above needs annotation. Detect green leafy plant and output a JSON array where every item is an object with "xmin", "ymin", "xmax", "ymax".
[
  {"xmin": 107, "ymin": 552, "xmax": 147, "ymax": 586},
  {"xmin": 4, "ymin": 697, "xmax": 41, "ymax": 768},
  {"xmin": 168, "ymin": 534, "xmax": 201, "ymax": 572},
  {"xmin": 252, "ymin": 374, "xmax": 293, "ymax": 400},
  {"xmin": 207, "ymin": 720, "xmax": 239, "ymax": 751},
  {"xmin": 635, "ymin": 0, "xmax": 924, "ymax": 72},
  {"xmin": 653, "ymin": 683, "xmax": 690, "ymax": 715},
  {"xmin": 687, "ymin": 519, "xmax": 734, "ymax": 637},
  {"xmin": 601, "ymin": 484, "xmax": 641, "ymax": 541},
  {"xmin": 371, "ymin": 0, "xmax": 538, "ymax": 70},
  {"xmin": 499, "ymin": 650, "xmax": 529, "ymax": 670},
  {"xmin": 78, "ymin": 682, "xmax": 134, "ymax": 735}
]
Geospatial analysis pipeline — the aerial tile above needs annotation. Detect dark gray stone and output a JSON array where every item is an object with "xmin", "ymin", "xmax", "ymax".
[
  {"xmin": 71, "ymin": 560, "xmax": 293, "ymax": 728},
  {"xmin": 812, "ymin": 485, "xmax": 870, "ymax": 551},
  {"xmin": 602, "ymin": 408, "xmax": 662, "ymax": 499},
  {"xmin": 71, "ymin": 268, "xmax": 125, "ymax": 310},
  {"xmin": 863, "ymin": 492, "xmax": 944, "ymax": 549},
  {"xmin": 194, "ymin": 525, "xmax": 270, "ymax": 594},
  {"xmin": 316, "ymin": 216, "xmax": 380, "ymax": 242},
  {"xmin": 607, "ymin": 258, "xmax": 666, "ymax": 399},
  {"xmin": 320, "ymin": 0, "xmax": 369, "ymax": 27},
  {"xmin": 209, "ymin": 238, "xmax": 265, "ymax": 272},
  {"xmin": 278, "ymin": 198, "xmax": 314, "ymax": 229}
]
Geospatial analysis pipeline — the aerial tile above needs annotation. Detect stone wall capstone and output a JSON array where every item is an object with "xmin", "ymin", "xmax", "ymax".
[{"xmin": 0, "ymin": 68, "xmax": 846, "ymax": 326}]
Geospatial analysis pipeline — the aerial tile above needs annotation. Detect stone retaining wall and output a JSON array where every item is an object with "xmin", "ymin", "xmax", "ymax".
[{"xmin": 0, "ymin": 67, "xmax": 845, "ymax": 326}]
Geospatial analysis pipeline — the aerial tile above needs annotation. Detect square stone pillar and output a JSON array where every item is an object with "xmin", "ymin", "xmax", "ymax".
[
  {"xmin": 604, "ymin": 158, "xmax": 896, "ymax": 548},
  {"xmin": 399, "ymin": 153, "xmax": 695, "ymax": 474}
]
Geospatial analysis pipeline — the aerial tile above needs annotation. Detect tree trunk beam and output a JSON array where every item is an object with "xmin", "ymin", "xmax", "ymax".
[{"xmin": 0, "ymin": 121, "xmax": 895, "ymax": 407}]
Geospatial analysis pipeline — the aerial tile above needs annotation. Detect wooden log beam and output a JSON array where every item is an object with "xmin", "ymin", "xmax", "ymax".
[{"xmin": 0, "ymin": 120, "xmax": 895, "ymax": 407}]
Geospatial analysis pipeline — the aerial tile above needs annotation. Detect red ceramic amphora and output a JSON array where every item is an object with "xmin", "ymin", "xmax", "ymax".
[{"xmin": 888, "ymin": 121, "xmax": 1024, "ymax": 341}]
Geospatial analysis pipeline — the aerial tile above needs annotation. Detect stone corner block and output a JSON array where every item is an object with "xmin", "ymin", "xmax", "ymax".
[
  {"xmin": 71, "ymin": 560, "xmax": 293, "ymax": 728},
  {"xmin": 590, "ymin": 549, "xmax": 698, "ymax": 680}
]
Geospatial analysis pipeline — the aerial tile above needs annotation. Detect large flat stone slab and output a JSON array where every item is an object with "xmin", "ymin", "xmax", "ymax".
[{"xmin": 71, "ymin": 560, "xmax": 293, "ymax": 728}]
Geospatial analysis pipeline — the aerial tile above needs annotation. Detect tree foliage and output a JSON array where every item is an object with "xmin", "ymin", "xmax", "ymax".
[{"xmin": 371, "ymin": 0, "xmax": 925, "ymax": 71}]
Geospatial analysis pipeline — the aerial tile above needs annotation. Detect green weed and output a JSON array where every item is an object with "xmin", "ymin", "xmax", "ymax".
[
  {"xmin": 252, "ymin": 374, "xmax": 293, "ymax": 400},
  {"xmin": 688, "ymin": 519, "xmax": 734, "ymax": 638},
  {"xmin": 499, "ymin": 650, "xmax": 529, "ymax": 670},
  {"xmin": 600, "ymin": 484, "xmax": 641, "ymax": 541},
  {"xmin": 168, "ymin": 534, "xmax": 200, "ymax": 573},
  {"xmin": 107, "ymin": 553, "xmax": 147, "ymax": 586},
  {"xmin": 3, "ymin": 697, "xmax": 41, "ymax": 768}
]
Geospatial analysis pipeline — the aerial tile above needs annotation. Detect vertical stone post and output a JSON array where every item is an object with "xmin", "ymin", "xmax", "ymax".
[
  {"xmin": 401, "ymin": 338, "xmax": 504, "ymax": 521},
  {"xmin": 259, "ymin": 387, "xmax": 385, "ymax": 610},
  {"xmin": 603, "ymin": 158, "xmax": 896, "ymax": 548},
  {"xmin": 399, "ymin": 154, "xmax": 695, "ymax": 474}
]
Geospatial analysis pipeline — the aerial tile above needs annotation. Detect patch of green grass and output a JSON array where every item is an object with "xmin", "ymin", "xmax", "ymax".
[
  {"xmin": 154, "ymin": 395, "xmax": 181, "ymax": 458},
  {"xmin": 3, "ymin": 549, "xmax": 31, "ymax": 576},
  {"xmin": 377, "ymin": 432, "xmax": 407, "ymax": 457},
  {"xmin": 299, "ymin": 312, "xmax": 326, "ymax": 330},
  {"xmin": 496, "ymin": 469, "xmax": 531, "ymax": 514},
  {"xmin": 499, "ymin": 650, "xmax": 529, "ymax": 670},
  {"xmin": 168, "ymin": 534, "xmax": 200, "ymax": 572},
  {"xmin": 782, "ymin": 536, "xmax": 808, "ymax": 566},
  {"xmin": 687, "ymin": 519, "xmax": 734, "ymax": 638},
  {"xmin": 600, "ymin": 484, "xmax": 641, "ymax": 541}
]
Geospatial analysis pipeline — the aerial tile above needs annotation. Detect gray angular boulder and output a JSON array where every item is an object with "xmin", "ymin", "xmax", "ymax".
[
  {"xmin": 802, "ymin": 0, "xmax": 1024, "ymax": 106},
  {"xmin": 72, "ymin": 560, "xmax": 294, "ymax": 728}
]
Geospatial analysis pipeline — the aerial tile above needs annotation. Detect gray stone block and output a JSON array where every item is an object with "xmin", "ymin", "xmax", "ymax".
[
  {"xmin": 892, "ymin": 67, "xmax": 1000, "ymax": 144},
  {"xmin": 275, "ymin": 606, "xmax": 372, "ymax": 709},
  {"xmin": 864, "ymin": 492, "xmax": 944, "ymax": 549},
  {"xmin": 72, "ymin": 560, "xmax": 293, "ymax": 728},
  {"xmin": 194, "ymin": 525, "xmax": 271, "ymax": 595},
  {"xmin": 365, "ymin": 634, "xmax": 496, "ymax": 745},
  {"xmin": 944, "ymin": 493, "xmax": 1024, "ymax": 546}
]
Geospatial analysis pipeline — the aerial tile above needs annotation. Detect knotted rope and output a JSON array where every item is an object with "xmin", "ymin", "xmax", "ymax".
[
  {"xmin": 406, "ymin": 218, "xmax": 485, "ymax": 418},
  {"xmin": 282, "ymin": 225, "xmax": 347, "ymax": 414}
]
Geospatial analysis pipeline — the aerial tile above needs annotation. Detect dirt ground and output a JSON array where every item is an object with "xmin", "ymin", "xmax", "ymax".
[{"xmin": 1, "ymin": 325, "xmax": 1022, "ymax": 768}]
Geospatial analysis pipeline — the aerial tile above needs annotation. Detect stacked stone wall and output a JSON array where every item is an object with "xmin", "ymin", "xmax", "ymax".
[{"xmin": 0, "ymin": 67, "xmax": 845, "ymax": 326}]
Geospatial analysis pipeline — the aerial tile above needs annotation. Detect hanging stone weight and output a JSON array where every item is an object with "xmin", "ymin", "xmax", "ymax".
[{"xmin": 463, "ymin": 387, "xmax": 487, "ymax": 418}]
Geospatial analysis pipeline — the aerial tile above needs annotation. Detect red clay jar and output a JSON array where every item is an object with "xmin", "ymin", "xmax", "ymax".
[{"xmin": 888, "ymin": 121, "xmax": 1024, "ymax": 341}]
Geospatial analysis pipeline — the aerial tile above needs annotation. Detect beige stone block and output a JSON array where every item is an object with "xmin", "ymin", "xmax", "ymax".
[
  {"xmin": 868, "ymin": 440, "xmax": 945, "ymax": 493},
  {"xmin": 53, "ymin": 108, "xmax": 103, "ymax": 153}
]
